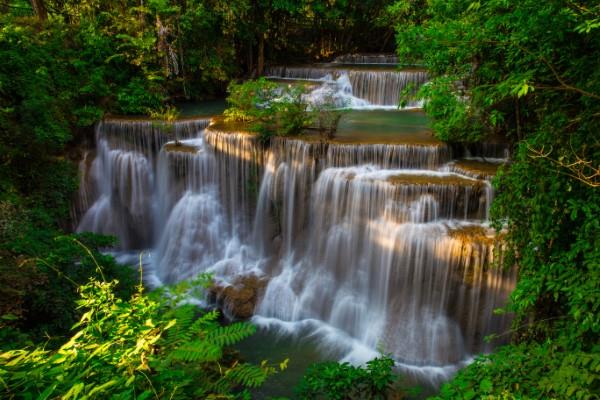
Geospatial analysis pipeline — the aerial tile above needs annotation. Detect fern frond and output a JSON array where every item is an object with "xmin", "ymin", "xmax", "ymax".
[
  {"xmin": 171, "ymin": 340, "xmax": 222, "ymax": 363},
  {"xmin": 162, "ymin": 305, "xmax": 197, "ymax": 347},
  {"xmin": 225, "ymin": 363, "xmax": 268, "ymax": 388},
  {"xmin": 189, "ymin": 309, "xmax": 220, "ymax": 334},
  {"xmin": 172, "ymin": 305, "xmax": 196, "ymax": 330},
  {"xmin": 205, "ymin": 376, "xmax": 232, "ymax": 395},
  {"xmin": 205, "ymin": 322, "xmax": 256, "ymax": 347}
]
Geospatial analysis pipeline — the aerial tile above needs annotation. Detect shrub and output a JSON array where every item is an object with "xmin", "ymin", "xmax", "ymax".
[
  {"xmin": 224, "ymin": 78, "xmax": 313, "ymax": 142},
  {"xmin": 433, "ymin": 341, "xmax": 600, "ymax": 400},
  {"xmin": 296, "ymin": 356, "xmax": 405, "ymax": 400},
  {"xmin": 116, "ymin": 77, "xmax": 164, "ymax": 115}
]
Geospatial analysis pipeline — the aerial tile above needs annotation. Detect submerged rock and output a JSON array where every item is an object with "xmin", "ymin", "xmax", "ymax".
[{"xmin": 210, "ymin": 275, "xmax": 268, "ymax": 319}]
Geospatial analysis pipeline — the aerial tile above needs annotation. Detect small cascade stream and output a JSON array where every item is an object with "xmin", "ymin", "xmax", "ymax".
[{"xmin": 76, "ymin": 61, "xmax": 515, "ymax": 390}]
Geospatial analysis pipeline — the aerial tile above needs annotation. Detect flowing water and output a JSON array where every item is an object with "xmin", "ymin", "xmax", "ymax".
[
  {"xmin": 266, "ymin": 64, "xmax": 428, "ymax": 107},
  {"xmin": 76, "ymin": 67, "xmax": 515, "ymax": 394}
]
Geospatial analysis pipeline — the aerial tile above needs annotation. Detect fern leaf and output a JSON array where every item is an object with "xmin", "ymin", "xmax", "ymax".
[
  {"xmin": 171, "ymin": 340, "xmax": 222, "ymax": 363},
  {"xmin": 205, "ymin": 322, "xmax": 256, "ymax": 347},
  {"xmin": 226, "ymin": 363, "xmax": 268, "ymax": 388},
  {"xmin": 162, "ymin": 305, "xmax": 197, "ymax": 348}
]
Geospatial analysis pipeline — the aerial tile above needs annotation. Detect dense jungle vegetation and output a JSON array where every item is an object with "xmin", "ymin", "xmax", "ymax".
[{"xmin": 0, "ymin": 0, "xmax": 598, "ymax": 399}]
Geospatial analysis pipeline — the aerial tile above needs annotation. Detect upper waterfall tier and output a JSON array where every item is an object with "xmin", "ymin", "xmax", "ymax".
[{"xmin": 266, "ymin": 64, "xmax": 428, "ymax": 106}]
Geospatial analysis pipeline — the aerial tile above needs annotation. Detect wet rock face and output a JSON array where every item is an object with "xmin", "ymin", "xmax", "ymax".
[{"xmin": 210, "ymin": 275, "xmax": 268, "ymax": 319}]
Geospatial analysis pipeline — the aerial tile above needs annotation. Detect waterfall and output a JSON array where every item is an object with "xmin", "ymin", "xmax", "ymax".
[
  {"xmin": 75, "ymin": 70, "xmax": 514, "ymax": 387},
  {"xmin": 347, "ymin": 70, "xmax": 427, "ymax": 106},
  {"xmin": 326, "ymin": 142, "xmax": 450, "ymax": 169},
  {"xmin": 77, "ymin": 131, "xmax": 155, "ymax": 248},
  {"xmin": 151, "ymin": 133, "xmax": 262, "ymax": 284}
]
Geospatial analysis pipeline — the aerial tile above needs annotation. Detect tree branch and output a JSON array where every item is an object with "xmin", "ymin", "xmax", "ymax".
[{"xmin": 527, "ymin": 144, "xmax": 600, "ymax": 188}]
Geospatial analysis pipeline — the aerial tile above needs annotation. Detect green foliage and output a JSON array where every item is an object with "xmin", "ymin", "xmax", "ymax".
[
  {"xmin": 392, "ymin": 0, "xmax": 600, "ymax": 398},
  {"xmin": 0, "ymin": 274, "xmax": 281, "ymax": 399},
  {"xmin": 296, "ymin": 356, "xmax": 404, "ymax": 400},
  {"xmin": 225, "ymin": 78, "xmax": 280, "ymax": 122},
  {"xmin": 433, "ymin": 341, "xmax": 600, "ymax": 400},
  {"xmin": 116, "ymin": 77, "xmax": 163, "ymax": 115},
  {"xmin": 269, "ymin": 85, "xmax": 312, "ymax": 137},
  {"xmin": 417, "ymin": 77, "xmax": 485, "ymax": 143},
  {"xmin": 225, "ymin": 78, "xmax": 312, "ymax": 142},
  {"xmin": 150, "ymin": 104, "xmax": 181, "ymax": 142},
  {"xmin": 0, "ymin": 233, "xmax": 135, "ymax": 346}
]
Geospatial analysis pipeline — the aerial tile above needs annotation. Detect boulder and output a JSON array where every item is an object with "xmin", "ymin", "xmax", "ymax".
[{"xmin": 210, "ymin": 275, "xmax": 268, "ymax": 319}]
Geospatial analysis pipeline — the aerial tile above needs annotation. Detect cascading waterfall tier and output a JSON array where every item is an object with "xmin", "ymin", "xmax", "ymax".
[
  {"xmin": 326, "ymin": 142, "xmax": 450, "ymax": 169},
  {"xmin": 76, "ymin": 118, "xmax": 210, "ymax": 249},
  {"xmin": 441, "ymin": 158, "xmax": 504, "ymax": 181},
  {"xmin": 96, "ymin": 118, "xmax": 210, "ymax": 156},
  {"xmin": 266, "ymin": 65, "xmax": 428, "ymax": 107}
]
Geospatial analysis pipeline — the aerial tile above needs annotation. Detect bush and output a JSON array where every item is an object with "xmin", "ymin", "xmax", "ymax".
[
  {"xmin": 0, "ymin": 232, "xmax": 136, "ymax": 345},
  {"xmin": 433, "ymin": 341, "xmax": 600, "ymax": 400},
  {"xmin": 224, "ymin": 78, "xmax": 312, "ymax": 142},
  {"xmin": 116, "ymin": 77, "xmax": 164, "ymax": 115},
  {"xmin": 224, "ymin": 78, "xmax": 280, "ymax": 122},
  {"xmin": 296, "ymin": 356, "xmax": 405, "ymax": 400}
]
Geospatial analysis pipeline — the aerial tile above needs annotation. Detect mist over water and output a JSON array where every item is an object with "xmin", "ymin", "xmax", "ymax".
[{"xmin": 76, "ymin": 64, "xmax": 515, "ymax": 388}]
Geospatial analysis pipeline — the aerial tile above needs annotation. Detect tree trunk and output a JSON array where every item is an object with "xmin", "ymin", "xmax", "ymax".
[
  {"xmin": 30, "ymin": 0, "xmax": 47, "ymax": 20},
  {"xmin": 247, "ymin": 42, "xmax": 254, "ymax": 78},
  {"xmin": 257, "ymin": 34, "xmax": 265, "ymax": 77},
  {"xmin": 139, "ymin": 0, "xmax": 145, "ymax": 27}
]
